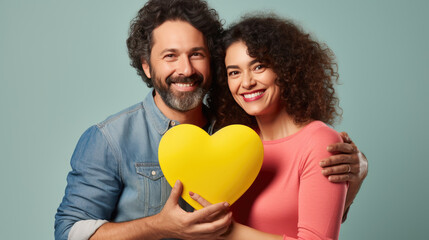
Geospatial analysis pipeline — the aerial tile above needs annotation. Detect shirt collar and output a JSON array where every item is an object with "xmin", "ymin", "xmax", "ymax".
[
  {"xmin": 143, "ymin": 90, "xmax": 216, "ymax": 135},
  {"xmin": 143, "ymin": 90, "xmax": 174, "ymax": 135}
]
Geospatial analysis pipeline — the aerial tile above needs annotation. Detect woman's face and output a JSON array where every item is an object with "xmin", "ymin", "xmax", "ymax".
[{"xmin": 225, "ymin": 41, "xmax": 282, "ymax": 117}]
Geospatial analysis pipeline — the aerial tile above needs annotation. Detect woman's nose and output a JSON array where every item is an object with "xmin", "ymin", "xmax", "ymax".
[{"xmin": 241, "ymin": 72, "xmax": 256, "ymax": 89}]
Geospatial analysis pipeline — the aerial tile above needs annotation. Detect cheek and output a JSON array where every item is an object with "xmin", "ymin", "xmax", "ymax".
[
  {"xmin": 273, "ymin": 85, "xmax": 282, "ymax": 99},
  {"xmin": 227, "ymin": 79, "xmax": 242, "ymax": 103},
  {"xmin": 194, "ymin": 60, "xmax": 211, "ymax": 76},
  {"xmin": 227, "ymin": 79, "xmax": 237, "ymax": 94}
]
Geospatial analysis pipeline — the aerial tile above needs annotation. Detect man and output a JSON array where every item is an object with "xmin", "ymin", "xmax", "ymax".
[{"xmin": 55, "ymin": 0, "xmax": 368, "ymax": 239}]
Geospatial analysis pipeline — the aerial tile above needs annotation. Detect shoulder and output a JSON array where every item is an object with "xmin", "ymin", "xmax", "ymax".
[
  {"xmin": 74, "ymin": 102, "xmax": 146, "ymax": 155},
  {"xmin": 96, "ymin": 102, "xmax": 145, "ymax": 129},
  {"xmin": 299, "ymin": 121, "xmax": 342, "ymax": 171},
  {"xmin": 305, "ymin": 121, "xmax": 342, "ymax": 147}
]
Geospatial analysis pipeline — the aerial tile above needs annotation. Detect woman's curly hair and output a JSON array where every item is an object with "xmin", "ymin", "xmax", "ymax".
[
  {"xmin": 126, "ymin": 0, "xmax": 223, "ymax": 88},
  {"xmin": 208, "ymin": 14, "xmax": 341, "ymax": 130}
]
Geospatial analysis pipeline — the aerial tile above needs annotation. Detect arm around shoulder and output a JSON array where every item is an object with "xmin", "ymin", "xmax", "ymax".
[{"xmin": 297, "ymin": 126, "xmax": 347, "ymax": 239}]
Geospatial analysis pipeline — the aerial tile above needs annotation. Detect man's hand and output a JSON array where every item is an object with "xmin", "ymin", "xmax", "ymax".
[
  {"xmin": 154, "ymin": 180, "xmax": 232, "ymax": 240},
  {"xmin": 319, "ymin": 132, "xmax": 368, "ymax": 221},
  {"xmin": 90, "ymin": 180, "xmax": 231, "ymax": 240},
  {"xmin": 320, "ymin": 132, "xmax": 368, "ymax": 183}
]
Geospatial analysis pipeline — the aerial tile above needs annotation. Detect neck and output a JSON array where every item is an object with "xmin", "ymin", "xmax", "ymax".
[
  {"xmin": 255, "ymin": 109, "xmax": 304, "ymax": 141},
  {"xmin": 153, "ymin": 93, "xmax": 207, "ymax": 128}
]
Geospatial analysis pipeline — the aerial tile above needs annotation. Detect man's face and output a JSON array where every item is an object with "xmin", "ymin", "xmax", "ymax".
[{"xmin": 142, "ymin": 20, "xmax": 211, "ymax": 112}]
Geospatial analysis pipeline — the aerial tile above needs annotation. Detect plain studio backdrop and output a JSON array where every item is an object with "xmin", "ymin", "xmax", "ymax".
[{"xmin": 1, "ymin": 0, "xmax": 428, "ymax": 239}]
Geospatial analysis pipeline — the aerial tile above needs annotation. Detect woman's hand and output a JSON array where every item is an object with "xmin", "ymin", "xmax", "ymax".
[
  {"xmin": 189, "ymin": 191, "xmax": 233, "ymax": 239},
  {"xmin": 189, "ymin": 191, "xmax": 232, "ymax": 224},
  {"xmin": 189, "ymin": 192, "xmax": 282, "ymax": 240}
]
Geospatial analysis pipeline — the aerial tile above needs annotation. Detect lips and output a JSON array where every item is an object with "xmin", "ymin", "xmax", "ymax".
[
  {"xmin": 167, "ymin": 74, "xmax": 203, "ymax": 91},
  {"xmin": 242, "ymin": 90, "xmax": 265, "ymax": 102},
  {"xmin": 172, "ymin": 81, "xmax": 198, "ymax": 92},
  {"xmin": 175, "ymin": 82, "xmax": 195, "ymax": 88}
]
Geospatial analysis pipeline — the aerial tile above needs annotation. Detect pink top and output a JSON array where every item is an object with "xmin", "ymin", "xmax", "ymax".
[{"xmin": 232, "ymin": 121, "xmax": 347, "ymax": 240}]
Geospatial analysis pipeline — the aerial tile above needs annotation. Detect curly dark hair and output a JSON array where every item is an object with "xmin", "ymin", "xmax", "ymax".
[
  {"xmin": 208, "ymin": 14, "xmax": 341, "ymax": 130},
  {"xmin": 126, "ymin": 0, "xmax": 223, "ymax": 87}
]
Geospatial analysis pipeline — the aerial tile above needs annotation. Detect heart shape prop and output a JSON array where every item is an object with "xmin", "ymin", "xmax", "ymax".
[{"xmin": 159, "ymin": 124, "xmax": 263, "ymax": 210}]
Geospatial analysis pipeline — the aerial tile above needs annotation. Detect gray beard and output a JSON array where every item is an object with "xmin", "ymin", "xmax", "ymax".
[
  {"xmin": 152, "ymin": 72, "xmax": 208, "ymax": 112},
  {"xmin": 156, "ymin": 86, "xmax": 206, "ymax": 112}
]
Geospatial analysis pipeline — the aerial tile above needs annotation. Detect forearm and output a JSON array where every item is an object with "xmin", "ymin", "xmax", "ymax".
[
  {"xmin": 345, "ymin": 180, "xmax": 362, "ymax": 210},
  {"xmin": 343, "ymin": 151, "xmax": 368, "ymax": 220},
  {"xmin": 226, "ymin": 222, "xmax": 283, "ymax": 240},
  {"xmin": 342, "ymin": 178, "xmax": 364, "ymax": 222},
  {"xmin": 89, "ymin": 214, "xmax": 166, "ymax": 240}
]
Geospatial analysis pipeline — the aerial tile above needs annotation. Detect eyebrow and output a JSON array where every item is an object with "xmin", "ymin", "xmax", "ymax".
[
  {"xmin": 191, "ymin": 47, "xmax": 208, "ymax": 53},
  {"xmin": 159, "ymin": 47, "xmax": 208, "ymax": 55},
  {"xmin": 160, "ymin": 48, "xmax": 178, "ymax": 55},
  {"xmin": 226, "ymin": 65, "xmax": 239, "ymax": 70},
  {"xmin": 226, "ymin": 59, "xmax": 260, "ymax": 70}
]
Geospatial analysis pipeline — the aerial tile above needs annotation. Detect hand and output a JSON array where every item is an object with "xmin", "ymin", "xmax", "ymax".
[
  {"xmin": 320, "ymin": 132, "xmax": 368, "ymax": 220},
  {"xmin": 320, "ymin": 132, "xmax": 368, "ymax": 184},
  {"xmin": 189, "ymin": 191, "xmax": 233, "ymax": 239},
  {"xmin": 154, "ymin": 180, "xmax": 232, "ymax": 240}
]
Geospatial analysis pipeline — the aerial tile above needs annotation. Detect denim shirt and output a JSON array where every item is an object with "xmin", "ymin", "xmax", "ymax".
[{"xmin": 55, "ymin": 92, "xmax": 214, "ymax": 240}]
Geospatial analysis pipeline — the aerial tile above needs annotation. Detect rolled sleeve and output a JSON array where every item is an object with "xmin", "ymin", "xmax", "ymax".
[{"xmin": 68, "ymin": 219, "xmax": 108, "ymax": 240}]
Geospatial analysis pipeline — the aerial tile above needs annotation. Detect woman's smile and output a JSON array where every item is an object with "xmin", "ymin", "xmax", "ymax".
[
  {"xmin": 225, "ymin": 41, "xmax": 282, "ymax": 117},
  {"xmin": 241, "ymin": 90, "xmax": 265, "ymax": 102}
]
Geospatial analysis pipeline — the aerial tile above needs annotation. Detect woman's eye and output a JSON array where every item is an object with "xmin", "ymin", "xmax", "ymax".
[
  {"xmin": 254, "ymin": 64, "xmax": 265, "ymax": 71},
  {"xmin": 228, "ymin": 71, "xmax": 239, "ymax": 76}
]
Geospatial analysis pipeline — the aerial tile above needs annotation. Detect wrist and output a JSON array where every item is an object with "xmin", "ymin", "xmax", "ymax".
[
  {"xmin": 141, "ymin": 213, "xmax": 168, "ymax": 240},
  {"xmin": 222, "ymin": 220, "xmax": 236, "ymax": 240}
]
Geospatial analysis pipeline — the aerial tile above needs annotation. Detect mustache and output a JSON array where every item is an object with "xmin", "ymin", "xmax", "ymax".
[{"xmin": 166, "ymin": 73, "xmax": 204, "ymax": 85}]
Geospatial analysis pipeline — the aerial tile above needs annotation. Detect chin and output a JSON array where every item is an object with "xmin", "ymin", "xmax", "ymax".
[{"xmin": 242, "ymin": 108, "xmax": 262, "ymax": 117}]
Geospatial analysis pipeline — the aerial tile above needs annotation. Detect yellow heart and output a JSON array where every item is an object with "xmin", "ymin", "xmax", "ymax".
[{"xmin": 159, "ymin": 124, "xmax": 263, "ymax": 210}]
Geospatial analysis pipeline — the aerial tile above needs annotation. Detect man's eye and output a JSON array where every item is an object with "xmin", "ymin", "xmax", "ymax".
[{"xmin": 191, "ymin": 52, "xmax": 204, "ymax": 58}]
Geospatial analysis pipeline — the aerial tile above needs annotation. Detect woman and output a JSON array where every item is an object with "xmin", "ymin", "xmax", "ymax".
[{"xmin": 193, "ymin": 15, "xmax": 347, "ymax": 239}]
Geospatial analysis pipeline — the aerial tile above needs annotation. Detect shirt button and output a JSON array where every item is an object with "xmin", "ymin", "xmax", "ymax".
[
  {"xmin": 151, "ymin": 170, "xmax": 156, "ymax": 176},
  {"xmin": 170, "ymin": 121, "xmax": 176, "ymax": 126}
]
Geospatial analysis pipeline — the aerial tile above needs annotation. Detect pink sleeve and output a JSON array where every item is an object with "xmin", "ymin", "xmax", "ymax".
[{"xmin": 286, "ymin": 127, "xmax": 347, "ymax": 240}]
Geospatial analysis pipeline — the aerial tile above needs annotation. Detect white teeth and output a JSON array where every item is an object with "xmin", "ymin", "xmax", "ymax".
[
  {"xmin": 243, "ymin": 91, "xmax": 263, "ymax": 99},
  {"xmin": 175, "ymin": 83, "xmax": 194, "ymax": 87}
]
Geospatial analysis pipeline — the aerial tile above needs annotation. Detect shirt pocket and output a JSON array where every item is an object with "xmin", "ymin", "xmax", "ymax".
[{"xmin": 135, "ymin": 162, "xmax": 170, "ymax": 211}]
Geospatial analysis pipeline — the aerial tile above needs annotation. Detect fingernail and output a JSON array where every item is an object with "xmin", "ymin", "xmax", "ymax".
[
  {"xmin": 224, "ymin": 202, "xmax": 230, "ymax": 207},
  {"xmin": 327, "ymin": 146, "xmax": 332, "ymax": 151},
  {"xmin": 189, "ymin": 191, "xmax": 194, "ymax": 196},
  {"xmin": 174, "ymin": 180, "xmax": 180, "ymax": 187},
  {"xmin": 320, "ymin": 161, "xmax": 326, "ymax": 166}
]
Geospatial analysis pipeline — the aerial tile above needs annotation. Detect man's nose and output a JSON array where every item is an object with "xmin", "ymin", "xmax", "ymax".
[{"xmin": 176, "ymin": 57, "xmax": 195, "ymax": 76}]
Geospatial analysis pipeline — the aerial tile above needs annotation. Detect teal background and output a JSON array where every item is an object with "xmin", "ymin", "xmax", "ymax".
[{"xmin": 1, "ymin": 0, "xmax": 428, "ymax": 239}]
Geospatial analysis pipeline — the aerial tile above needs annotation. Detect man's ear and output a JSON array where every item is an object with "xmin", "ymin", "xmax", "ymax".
[{"xmin": 142, "ymin": 60, "xmax": 151, "ymax": 78}]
